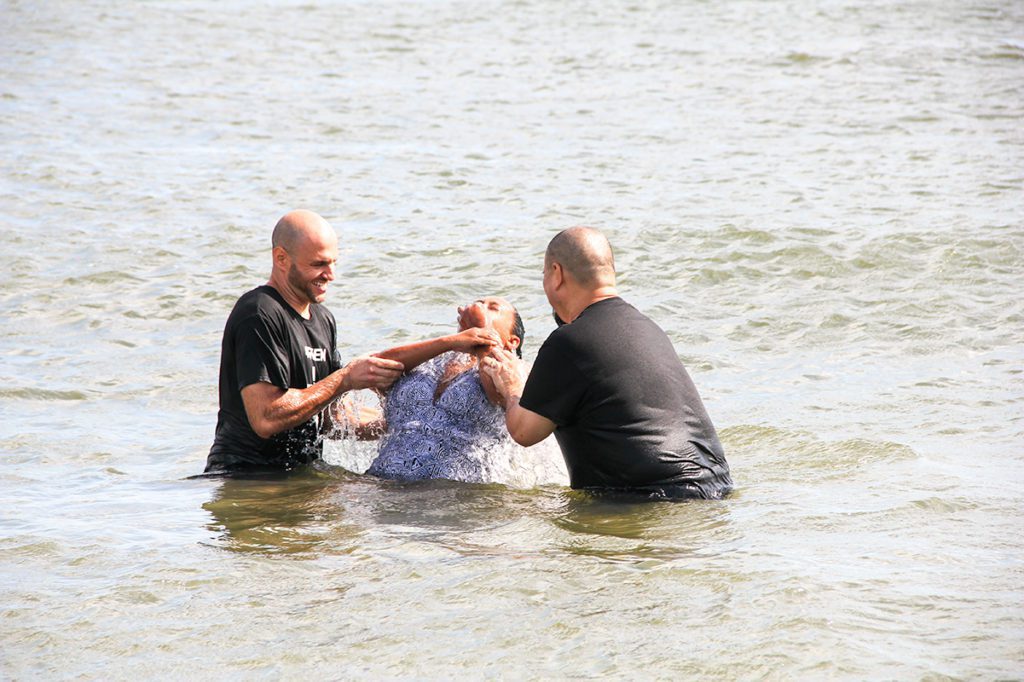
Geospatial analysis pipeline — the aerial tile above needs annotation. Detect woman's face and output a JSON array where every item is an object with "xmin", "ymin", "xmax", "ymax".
[{"xmin": 458, "ymin": 297, "xmax": 519, "ymax": 351}]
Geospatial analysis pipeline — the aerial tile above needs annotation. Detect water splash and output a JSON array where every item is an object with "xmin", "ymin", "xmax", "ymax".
[{"xmin": 323, "ymin": 388, "xmax": 569, "ymax": 489}]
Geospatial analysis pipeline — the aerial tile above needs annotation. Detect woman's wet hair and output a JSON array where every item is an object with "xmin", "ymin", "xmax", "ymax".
[{"xmin": 512, "ymin": 309, "xmax": 525, "ymax": 359}]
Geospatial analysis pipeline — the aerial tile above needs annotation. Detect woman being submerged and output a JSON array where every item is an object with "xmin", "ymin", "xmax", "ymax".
[{"xmin": 341, "ymin": 296, "xmax": 567, "ymax": 486}]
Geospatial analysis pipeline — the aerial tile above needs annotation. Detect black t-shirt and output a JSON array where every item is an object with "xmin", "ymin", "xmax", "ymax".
[
  {"xmin": 205, "ymin": 285, "xmax": 341, "ymax": 473},
  {"xmin": 520, "ymin": 297, "xmax": 732, "ymax": 497}
]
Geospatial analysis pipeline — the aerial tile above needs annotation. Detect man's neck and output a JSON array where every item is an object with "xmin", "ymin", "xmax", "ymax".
[
  {"xmin": 266, "ymin": 278, "xmax": 311, "ymax": 319},
  {"xmin": 566, "ymin": 287, "xmax": 618, "ymax": 322}
]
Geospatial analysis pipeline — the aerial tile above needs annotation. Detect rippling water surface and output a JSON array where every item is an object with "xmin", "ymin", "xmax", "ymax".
[{"xmin": 2, "ymin": 0, "xmax": 1022, "ymax": 678}]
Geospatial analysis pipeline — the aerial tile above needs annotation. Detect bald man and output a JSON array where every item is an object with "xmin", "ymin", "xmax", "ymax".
[
  {"xmin": 482, "ymin": 227, "xmax": 732, "ymax": 499},
  {"xmin": 204, "ymin": 210, "xmax": 407, "ymax": 475}
]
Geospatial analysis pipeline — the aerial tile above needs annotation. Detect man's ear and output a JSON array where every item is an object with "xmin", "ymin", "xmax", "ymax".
[
  {"xmin": 507, "ymin": 335, "xmax": 521, "ymax": 351},
  {"xmin": 272, "ymin": 245, "xmax": 290, "ymax": 272},
  {"xmin": 551, "ymin": 261, "xmax": 565, "ymax": 289}
]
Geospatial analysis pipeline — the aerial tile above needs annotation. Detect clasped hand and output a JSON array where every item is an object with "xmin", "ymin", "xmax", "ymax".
[
  {"xmin": 344, "ymin": 355, "xmax": 405, "ymax": 391},
  {"xmin": 480, "ymin": 347, "xmax": 524, "ymax": 402},
  {"xmin": 450, "ymin": 327, "xmax": 502, "ymax": 352}
]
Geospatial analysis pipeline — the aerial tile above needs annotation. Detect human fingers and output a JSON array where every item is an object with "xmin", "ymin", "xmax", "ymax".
[
  {"xmin": 453, "ymin": 327, "xmax": 496, "ymax": 352},
  {"xmin": 369, "ymin": 357, "xmax": 405, "ymax": 372},
  {"xmin": 369, "ymin": 364, "xmax": 404, "ymax": 384},
  {"xmin": 489, "ymin": 346, "xmax": 516, "ymax": 363},
  {"xmin": 467, "ymin": 327, "xmax": 499, "ymax": 345},
  {"xmin": 479, "ymin": 330, "xmax": 501, "ymax": 348},
  {"xmin": 362, "ymin": 364, "xmax": 402, "ymax": 389},
  {"xmin": 479, "ymin": 358, "xmax": 506, "ymax": 389}
]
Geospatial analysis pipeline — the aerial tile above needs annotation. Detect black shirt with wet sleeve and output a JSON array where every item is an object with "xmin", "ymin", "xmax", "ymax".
[
  {"xmin": 205, "ymin": 285, "xmax": 341, "ymax": 474},
  {"xmin": 519, "ymin": 297, "xmax": 732, "ymax": 498}
]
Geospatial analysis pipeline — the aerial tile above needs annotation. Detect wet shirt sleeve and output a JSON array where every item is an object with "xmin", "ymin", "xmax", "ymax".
[
  {"xmin": 232, "ymin": 313, "xmax": 290, "ymax": 391},
  {"xmin": 520, "ymin": 336, "xmax": 586, "ymax": 426},
  {"xmin": 326, "ymin": 309, "xmax": 343, "ymax": 373}
]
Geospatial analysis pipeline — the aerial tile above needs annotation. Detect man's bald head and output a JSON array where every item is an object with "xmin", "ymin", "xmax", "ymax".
[
  {"xmin": 545, "ymin": 226, "xmax": 616, "ymax": 287},
  {"xmin": 272, "ymin": 209, "xmax": 335, "ymax": 254}
]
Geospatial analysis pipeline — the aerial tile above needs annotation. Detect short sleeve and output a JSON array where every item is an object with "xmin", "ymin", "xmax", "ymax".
[
  {"xmin": 233, "ymin": 314, "xmax": 290, "ymax": 391},
  {"xmin": 324, "ymin": 308, "xmax": 343, "ymax": 372},
  {"xmin": 519, "ymin": 336, "xmax": 586, "ymax": 426}
]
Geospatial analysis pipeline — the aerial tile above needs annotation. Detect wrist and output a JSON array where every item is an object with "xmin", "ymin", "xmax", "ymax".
[
  {"xmin": 336, "ymin": 365, "xmax": 352, "ymax": 394},
  {"xmin": 508, "ymin": 377, "xmax": 525, "ymax": 399}
]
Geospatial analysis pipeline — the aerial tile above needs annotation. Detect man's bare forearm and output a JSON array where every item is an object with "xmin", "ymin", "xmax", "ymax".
[
  {"xmin": 246, "ymin": 367, "xmax": 352, "ymax": 438},
  {"xmin": 503, "ymin": 396, "xmax": 529, "ymax": 443},
  {"xmin": 504, "ymin": 398, "xmax": 557, "ymax": 447},
  {"xmin": 244, "ymin": 353, "xmax": 406, "ymax": 439}
]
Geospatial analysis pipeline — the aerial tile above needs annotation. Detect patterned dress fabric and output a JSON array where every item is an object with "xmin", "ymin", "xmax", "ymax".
[{"xmin": 366, "ymin": 352, "xmax": 566, "ymax": 486}]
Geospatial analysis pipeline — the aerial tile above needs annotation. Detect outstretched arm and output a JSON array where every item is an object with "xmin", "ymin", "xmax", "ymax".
[
  {"xmin": 480, "ymin": 348, "xmax": 556, "ymax": 446},
  {"xmin": 241, "ymin": 355, "xmax": 403, "ymax": 439},
  {"xmin": 373, "ymin": 327, "xmax": 500, "ymax": 374}
]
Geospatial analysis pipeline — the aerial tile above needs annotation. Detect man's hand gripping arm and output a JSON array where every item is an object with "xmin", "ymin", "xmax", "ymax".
[{"xmin": 480, "ymin": 347, "xmax": 556, "ymax": 447}]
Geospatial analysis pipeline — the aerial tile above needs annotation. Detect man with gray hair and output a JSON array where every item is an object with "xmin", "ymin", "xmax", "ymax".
[{"xmin": 482, "ymin": 226, "xmax": 732, "ymax": 499}]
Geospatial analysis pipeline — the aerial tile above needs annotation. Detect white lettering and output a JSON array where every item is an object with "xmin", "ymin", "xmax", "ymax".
[{"xmin": 305, "ymin": 346, "xmax": 327, "ymax": 362}]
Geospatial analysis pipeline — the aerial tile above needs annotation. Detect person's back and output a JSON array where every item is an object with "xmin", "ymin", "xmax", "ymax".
[
  {"xmin": 521, "ymin": 297, "xmax": 731, "ymax": 497},
  {"xmin": 483, "ymin": 225, "xmax": 732, "ymax": 499}
]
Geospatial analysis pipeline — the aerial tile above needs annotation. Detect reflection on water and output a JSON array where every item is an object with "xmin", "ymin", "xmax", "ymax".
[
  {"xmin": 552, "ymin": 490, "xmax": 737, "ymax": 564},
  {"xmin": 201, "ymin": 464, "xmax": 563, "ymax": 556},
  {"xmin": 202, "ymin": 470, "xmax": 360, "ymax": 555},
  {"xmin": 347, "ymin": 476, "xmax": 549, "ymax": 531},
  {"xmin": 200, "ymin": 464, "xmax": 740, "ymax": 567}
]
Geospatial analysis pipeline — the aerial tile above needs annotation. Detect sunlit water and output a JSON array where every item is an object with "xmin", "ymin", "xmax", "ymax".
[{"xmin": 2, "ymin": 0, "xmax": 1022, "ymax": 677}]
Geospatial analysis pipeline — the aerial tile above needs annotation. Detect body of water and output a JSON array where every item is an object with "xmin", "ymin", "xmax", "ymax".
[{"xmin": 1, "ymin": 0, "xmax": 1022, "ymax": 677}]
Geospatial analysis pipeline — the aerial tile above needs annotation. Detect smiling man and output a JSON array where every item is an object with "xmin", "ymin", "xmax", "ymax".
[{"xmin": 204, "ymin": 209, "xmax": 405, "ymax": 475}]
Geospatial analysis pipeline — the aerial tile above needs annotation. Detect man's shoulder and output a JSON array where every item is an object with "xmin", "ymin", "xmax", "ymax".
[
  {"xmin": 539, "ymin": 322, "xmax": 578, "ymax": 353},
  {"xmin": 532, "ymin": 325, "xmax": 589, "ymax": 379},
  {"xmin": 588, "ymin": 297, "xmax": 666, "ymax": 338},
  {"xmin": 234, "ymin": 285, "xmax": 278, "ymax": 310},
  {"xmin": 228, "ymin": 286, "xmax": 289, "ymax": 326},
  {"xmin": 551, "ymin": 298, "xmax": 637, "ymax": 346},
  {"xmin": 309, "ymin": 301, "xmax": 336, "ymax": 326},
  {"xmin": 588, "ymin": 296, "xmax": 643, "ymax": 322}
]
